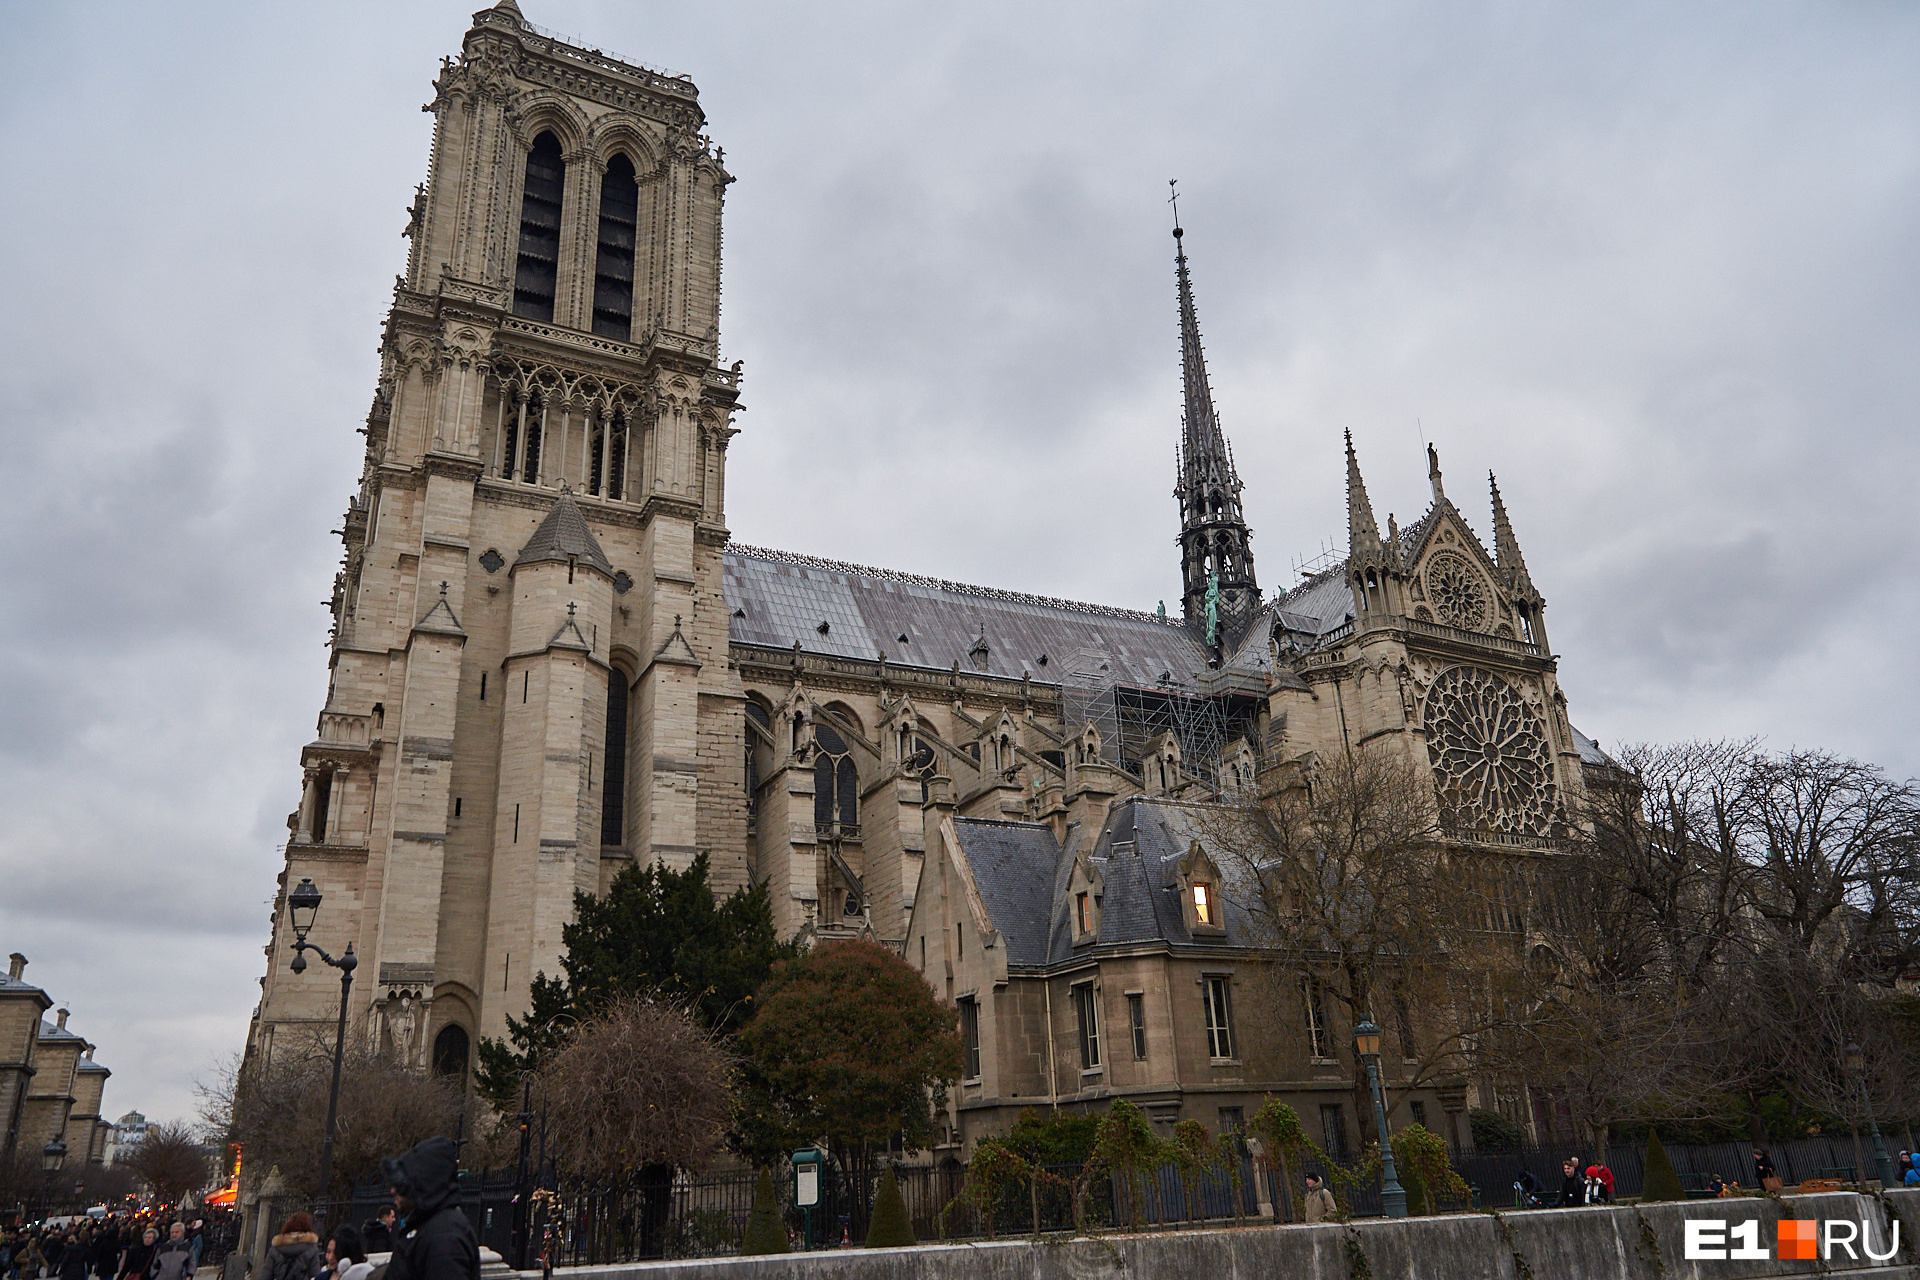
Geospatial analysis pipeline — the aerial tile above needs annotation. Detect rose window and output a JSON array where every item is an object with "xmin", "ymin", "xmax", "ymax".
[
  {"xmin": 1423, "ymin": 666, "xmax": 1555, "ymax": 835},
  {"xmin": 1424, "ymin": 551, "xmax": 1489, "ymax": 631}
]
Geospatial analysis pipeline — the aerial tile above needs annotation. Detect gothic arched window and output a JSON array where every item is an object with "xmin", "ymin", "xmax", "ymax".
[
  {"xmin": 513, "ymin": 132, "xmax": 565, "ymax": 321},
  {"xmin": 746, "ymin": 702, "xmax": 771, "ymax": 829},
  {"xmin": 519, "ymin": 392, "xmax": 545, "ymax": 484},
  {"xmin": 600, "ymin": 667, "xmax": 629, "ymax": 845},
  {"xmin": 813, "ymin": 723, "xmax": 858, "ymax": 831},
  {"xmin": 592, "ymin": 154, "xmax": 639, "ymax": 341}
]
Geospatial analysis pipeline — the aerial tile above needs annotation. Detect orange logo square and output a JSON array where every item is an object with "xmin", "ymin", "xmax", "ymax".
[{"xmin": 1777, "ymin": 1219, "xmax": 1817, "ymax": 1260}]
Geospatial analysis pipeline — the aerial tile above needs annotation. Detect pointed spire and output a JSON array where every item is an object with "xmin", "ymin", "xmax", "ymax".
[
  {"xmin": 1168, "ymin": 192, "xmax": 1258, "ymax": 641},
  {"xmin": 1173, "ymin": 204, "xmax": 1230, "ymax": 472},
  {"xmin": 1490, "ymin": 471, "xmax": 1535, "ymax": 590},
  {"xmin": 1346, "ymin": 430, "xmax": 1383, "ymax": 555}
]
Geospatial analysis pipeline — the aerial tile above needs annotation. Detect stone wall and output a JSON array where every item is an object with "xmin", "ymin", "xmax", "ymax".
[{"xmin": 552, "ymin": 1189, "xmax": 1920, "ymax": 1280}]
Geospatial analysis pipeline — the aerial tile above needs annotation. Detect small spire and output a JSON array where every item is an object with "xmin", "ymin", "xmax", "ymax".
[
  {"xmin": 1427, "ymin": 442, "xmax": 1446, "ymax": 504},
  {"xmin": 1346, "ymin": 430, "xmax": 1383, "ymax": 555},
  {"xmin": 1490, "ymin": 471, "xmax": 1533, "ymax": 587}
]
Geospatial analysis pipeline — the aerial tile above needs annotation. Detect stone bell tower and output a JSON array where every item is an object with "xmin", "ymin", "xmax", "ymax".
[{"xmin": 251, "ymin": 0, "xmax": 747, "ymax": 1074}]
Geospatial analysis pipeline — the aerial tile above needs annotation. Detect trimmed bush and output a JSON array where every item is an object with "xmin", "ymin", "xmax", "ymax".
[
  {"xmin": 1641, "ymin": 1130, "xmax": 1685, "ymax": 1202},
  {"xmin": 866, "ymin": 1165, "xmax": 916, "ymax": 1247},
  {"xmin": 742, "ymin": 1167, "xmax": 789, "ymax": 1255}
]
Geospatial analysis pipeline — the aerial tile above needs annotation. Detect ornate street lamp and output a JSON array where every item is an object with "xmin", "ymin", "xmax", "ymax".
[
  {"xmin": 41, "ymin": 1136, "xmax": 66, "ymax": 1174},
  {"xmin": 285, "ymin": 876, "xmax": 357, "ymax": 1229},
  {"xmin": 1842, "ymin": 1041, "xmax": 1896, "ymax": 1187},
  {"xmin": 1354, "ymin": 1019, "xmax": 1407, "ymax": 1218}
]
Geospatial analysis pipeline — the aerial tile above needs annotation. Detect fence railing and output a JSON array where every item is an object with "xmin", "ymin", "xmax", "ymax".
[{"xmin": 301, "ymin": 1131, "xmax": 1911, "ymax": 1267}]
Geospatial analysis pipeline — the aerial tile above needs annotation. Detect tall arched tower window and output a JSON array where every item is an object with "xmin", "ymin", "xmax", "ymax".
[
  {"xmin": 600, "ymin": 667, "xmax": 629, "ymax": 845},
  {"xmin": 592, "ymin": 154, "xmax": 639, "ymax": 341},
  {"xmin": 513, "ymin": 132, "xmax": 565, "ymax": 322}
]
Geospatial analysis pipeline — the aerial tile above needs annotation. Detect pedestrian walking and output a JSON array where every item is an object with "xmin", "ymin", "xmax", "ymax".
[
  {"xmin": 150, "ymin": 1226, "xmax": 193, "ymax": 1280},
  {"xmin": 1753, "ymin": 1149, "xmax": 1782, "ymax": 1193},
  {"xmin": 1302, "ymin": 1173, "xmax": 1338, "ymax": 1223},
  {"xmin": 1556, "ymin": 1158, "xmax": 1584, "ymax": 1207},
  {"xmin": 267, "ymin": 1215, "xmax": 322, "ymax": 1280},
  {"xmin": 57, "ymin": 1236, "xmax": 88, "ymax": 1280},
  {"xmin": 382, "ymin": 1137, "xmax": 477, "ymax": 1280},
  {"xmin": 324, "ymin": 1228, "xmax": 371, "ymax": 1280},
  {"xmin": 115, "ymin": 1232, "xmax": 156, "ymax": 1280}
]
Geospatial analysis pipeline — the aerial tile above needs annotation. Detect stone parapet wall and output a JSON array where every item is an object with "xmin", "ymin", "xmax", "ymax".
[{"xmin": 549, "ymin": 1189, "xmax": 1920, "ymax": 1280}]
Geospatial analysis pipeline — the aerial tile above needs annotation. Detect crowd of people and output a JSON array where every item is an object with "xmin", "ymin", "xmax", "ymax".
[{"xmin": 2, "ymin": 1219, "xmax": 207, "ymax": 1280}]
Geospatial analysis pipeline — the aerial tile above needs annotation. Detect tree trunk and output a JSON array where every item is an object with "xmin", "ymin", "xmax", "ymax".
[
  {"xmin": 1275, "ymin": 1151, "xmax": 1295, "ymax": 1223},
  {"xmin": 1592, "ymin": 1122, "xmax": 1610, "ymax": 1174},
  {"xmin": 1850, "ymin": 1124, "xmax": 1867, "ymax": 1190},
  {"xmin": 1745, "ymin": 1090, "xmax": 1770, "ymax": 1146}
]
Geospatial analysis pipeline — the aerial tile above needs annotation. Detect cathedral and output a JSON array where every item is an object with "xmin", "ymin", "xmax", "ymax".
[{"xmin": 251, "ymin": 1, "xmax": 1611, "ymax": 1151}]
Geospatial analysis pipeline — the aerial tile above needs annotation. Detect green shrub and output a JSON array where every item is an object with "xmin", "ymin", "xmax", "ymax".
[
  {"xmin": 1469, "ymin": 1107, "xmax": 1523, "ymax": 1153},
  {"xmin": 1640, "ymin": 1130, "xmax": 1685, "ymax": 1203},
  {"xmin": 741, "ymin": 1167, "xmax": 789, "ymax": 1255},
  {"xmin": 866, "ymin": 1165, "xmax": 916, "ymax": 1247}
]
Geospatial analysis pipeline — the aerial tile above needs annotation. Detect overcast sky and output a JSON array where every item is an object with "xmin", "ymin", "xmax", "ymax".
[{"xmin": 2, "ymin": 1, "xmax": 1915, "ymax": 1127}]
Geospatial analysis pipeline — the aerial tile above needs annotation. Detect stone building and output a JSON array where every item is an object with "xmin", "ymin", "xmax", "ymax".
[
  {"xmin": 0, "ymin": 956, "xmax": 112, "ymax": 1171},
  {"xmin": 249, "ymin": 0, "xmax": 1612, "ymax": 1153}
]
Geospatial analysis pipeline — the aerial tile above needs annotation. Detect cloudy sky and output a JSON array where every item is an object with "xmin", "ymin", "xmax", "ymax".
[{"xmin": 2, "ymin": 1, "xmax": 1915, "ymax": 1126}]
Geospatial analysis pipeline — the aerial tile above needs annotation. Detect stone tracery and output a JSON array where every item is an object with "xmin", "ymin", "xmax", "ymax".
[
  {"xmin": 1424, "ymin": 550, "xmax": 1490, "ymax": 631},
  {"xmin": 1422, "ymin": 665, "xmax": 1555, "ymax": 836}
]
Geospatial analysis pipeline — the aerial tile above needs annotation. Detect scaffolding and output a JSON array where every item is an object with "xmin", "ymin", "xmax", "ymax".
[{"xmin": 1062, "ymin": 648, "xmax": 1264, "ymax": 794}]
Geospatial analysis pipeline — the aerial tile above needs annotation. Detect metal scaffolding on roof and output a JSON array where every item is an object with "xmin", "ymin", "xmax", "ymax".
[{"xmin": 1062, "ymin": 646, "xmax": 1263, "ymax": 794}]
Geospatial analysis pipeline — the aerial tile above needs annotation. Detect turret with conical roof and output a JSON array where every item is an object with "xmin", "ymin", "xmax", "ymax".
[{"xmin": 1169, "ymin": 209, "xmax": 1259, "ymax": 655}]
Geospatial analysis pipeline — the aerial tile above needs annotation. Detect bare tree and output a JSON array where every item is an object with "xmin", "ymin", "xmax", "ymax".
[
  {"xmin": 541, "ymin": 994, "xmax": 732, "ymax": 1179},
  {"xmin": 221, "ymin": 1032, "xmax": 478, "ymax": 1198},
  {"xmin": 1209, "ymin": 744, "xmax": 1542, "ymax": 1138},
  {"xmin": 127, "ymin": 1120, "xmax": 212, "ymax": 1206}
]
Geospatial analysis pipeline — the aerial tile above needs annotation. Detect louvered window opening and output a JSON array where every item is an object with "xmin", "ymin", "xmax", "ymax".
[
  {"xmin": 592, "ymin": 154, "xmax": 638, "ymax": 340},
  {"xmin": 513, "ymin": 133, "xmax": 564, "ymax": 321}
]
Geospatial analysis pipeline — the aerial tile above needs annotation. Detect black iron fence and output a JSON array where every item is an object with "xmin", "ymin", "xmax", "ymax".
[{"xmin": 299, "ymin": 1131, "xmax": 1907, "ymax": 1268}]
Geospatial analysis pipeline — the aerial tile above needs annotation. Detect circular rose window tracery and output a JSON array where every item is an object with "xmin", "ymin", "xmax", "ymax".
[
  {"xmin": 1425, "ymin": 551, "xmax": 1489, "ymax": 631},
  {"xmin": 1423, "ymin": 666, "xmax": 1555, "ymax": 836}
]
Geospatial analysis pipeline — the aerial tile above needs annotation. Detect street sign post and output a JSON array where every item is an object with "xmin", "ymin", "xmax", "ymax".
[{"xmin": 791, "ymin": 1147, "xmax": 825, "ymax": 1250}]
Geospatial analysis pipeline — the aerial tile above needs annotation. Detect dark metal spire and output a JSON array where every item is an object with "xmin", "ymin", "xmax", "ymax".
[{"xmin": 1168, "ymin": 185, "xmax": 1258, "ymax": 653}]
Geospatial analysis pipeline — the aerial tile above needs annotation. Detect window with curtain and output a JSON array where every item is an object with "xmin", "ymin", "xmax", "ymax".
[
  {"xmin": 1203, "ymin": 976, "xmax": 1236, "ymax": 1060},
  {"xmin": 1073, "ymin": 983, "xmax": 1101, "ymax": 1069}
]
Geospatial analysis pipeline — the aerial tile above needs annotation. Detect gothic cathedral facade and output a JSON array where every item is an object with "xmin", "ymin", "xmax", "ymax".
[{"xmin": 252, "ymin": 3, "xmax": 1610, "ymax": 1149}]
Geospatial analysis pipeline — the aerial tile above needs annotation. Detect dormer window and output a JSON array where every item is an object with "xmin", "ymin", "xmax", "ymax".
[
  {"xmin": 1178, "ymin": 840, "xmax": 1227, "ymax": 937},
  {"xmin": 1077, "ymin": 892, "xmax": 1092, "ymax": 934},
  {"xmin": 1192, "ymin": 882, "xmax": 1216, "ymax": 927}
]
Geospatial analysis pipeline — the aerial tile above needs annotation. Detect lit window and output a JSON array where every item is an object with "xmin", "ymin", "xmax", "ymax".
[
  {"xmin": 1076, "ymin": 892, "xmax": 1091, "ymax": 934},
  {"xmin": 1192, "ymin": 882, "xmax": 1215, "ymax": 926}
]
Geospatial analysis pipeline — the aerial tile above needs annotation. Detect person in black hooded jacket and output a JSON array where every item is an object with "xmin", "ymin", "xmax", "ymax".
[{"xmin": 383, "ymin": 1137, "xmax": 477, "ymax": 1280}]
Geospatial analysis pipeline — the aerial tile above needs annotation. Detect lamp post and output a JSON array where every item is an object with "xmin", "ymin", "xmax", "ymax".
[
  {"xmin": 1354, "ymin": 1019, "xmax": 1407, "ymax": 1218},
  {"xmin": 40, "ymin": 1136, "xmax": 66, "ymax": 1220},
  {"xmin": 1843, "ymin": 1041, "xmax": 1896, "ymax": 1188},
  {"xmin": 285, "ymin": 876, "xmax": 357, "ymax": 1229}
]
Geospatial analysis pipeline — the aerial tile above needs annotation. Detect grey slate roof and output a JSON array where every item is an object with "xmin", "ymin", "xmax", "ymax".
[
  {"xmin": 38, "ymin": 1018, "xmax": 83, "ymax": 1043},
  {"xmin": 1572, "ymin": 726, "xmax": 1617, "ymax": 768},
  {"xmin": 948, "ymin": 796, "xmax": 1264, "ymax": 970},
  {"xmin": 723, "ymin": 545, "xmax": 1211, "ymax": 687},
  {"xmin": 949, "ymin": 818, "xmax": 1068, "ymax": 966},
  {"xmin": 515, "ymin": 491, "xmax": 615, "ymax": 577}
]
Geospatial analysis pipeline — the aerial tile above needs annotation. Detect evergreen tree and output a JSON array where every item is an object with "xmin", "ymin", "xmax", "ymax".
[
  {"xmin": 865, "ymin": 1166, "xmax": 916, "ymax": 1248},
  {"xmin": 1641, "ymin": 1130, "xmax": 1685, "ymax": 1202},
  {"xmin": 742, "ymin": 1167, "xmax": 790, "ymax": 1255},
  {"xmin": 475, "ymin": 853, "xmax": 797, "ymax": 1112}
]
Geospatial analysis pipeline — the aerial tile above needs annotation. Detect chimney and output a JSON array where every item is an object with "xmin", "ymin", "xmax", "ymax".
[
  {"xmin": 6, "ymin": 953, "xmax": 23, "ymax": 981},
  {"xmin": 56, "ymin": 1008, "xmax": 69, "ymax": 1030}
]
